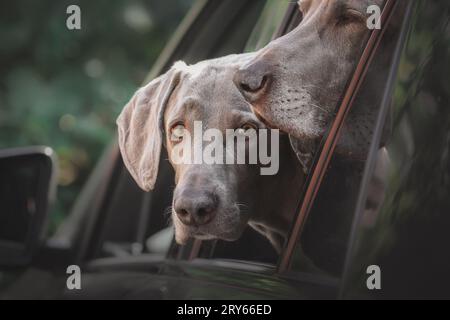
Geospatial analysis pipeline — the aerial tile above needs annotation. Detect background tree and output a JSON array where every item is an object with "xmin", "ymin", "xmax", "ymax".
[{"xmin": 0, "ymin": 0, "xmax": 192, "ymax": 232}]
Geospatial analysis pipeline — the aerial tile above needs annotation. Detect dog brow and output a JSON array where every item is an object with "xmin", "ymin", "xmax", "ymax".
[
  {"xmin": 182, "ymin": 96, "xmax": 202, "ymax": 110},
  {"xmin": 338, "ymin": 0, "xmax": 369, "ymax": 15},
  {"xmin": 166, "ymin": 96, "xmax": 203, "ymax": 126}
]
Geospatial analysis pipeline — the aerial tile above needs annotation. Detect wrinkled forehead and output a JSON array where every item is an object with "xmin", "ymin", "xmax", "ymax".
[
  {"xmin": 173, "ymin": 53, "xmax": 257, "ymax": 103},
  {"xmin": 187, "ymin": 64, "xmax": 238, "ymax": 102},
  {"xmin": 165, "ymin": 61, "xmax": 253, "ymax": 127}
]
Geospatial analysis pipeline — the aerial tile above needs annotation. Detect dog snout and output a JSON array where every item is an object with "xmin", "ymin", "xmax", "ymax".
[
  {"xmin": 174, "ymin": 190, "xmax": 218, "ymax": 226},
  {"xmin": 233, "ymin": 59, "xmax": 272, "ymax": 102}
]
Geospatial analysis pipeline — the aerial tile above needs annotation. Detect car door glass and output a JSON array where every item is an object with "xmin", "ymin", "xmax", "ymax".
[
  {"xmin": 342, "ymin": 1, "xmax": 450, "ymax": 298},
  {"xmin": 288, "ymin": 2, "xmax": 409, "ymax": 277}
]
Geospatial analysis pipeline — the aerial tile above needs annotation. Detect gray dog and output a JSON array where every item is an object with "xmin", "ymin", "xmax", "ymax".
[{"xmin": 117, "ymin": 54, "xmax": 304, "ymax": 252}]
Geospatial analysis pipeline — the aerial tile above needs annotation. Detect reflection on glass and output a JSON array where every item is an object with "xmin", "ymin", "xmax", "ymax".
[
  {"xmin": 344, "ymin": 0, "xmax": 450, "ymax": 298},
  {"xmin": 290, "ymin": 2, "xmax": 408, "ymax": 277}
]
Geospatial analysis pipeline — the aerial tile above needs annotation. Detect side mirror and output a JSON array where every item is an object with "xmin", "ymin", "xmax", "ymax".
[{"xmin": 0, "ymin": 146, "xmax": 57, "ymax": 266}]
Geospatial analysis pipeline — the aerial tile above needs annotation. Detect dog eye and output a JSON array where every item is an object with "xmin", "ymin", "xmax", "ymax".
[
  {"xmin": 338, "ymin": 9, "xmax": 365, "ymax": 26},
  {"xmin": 170, "ymin": 124, "xmax": 185, "ymax": 142}
]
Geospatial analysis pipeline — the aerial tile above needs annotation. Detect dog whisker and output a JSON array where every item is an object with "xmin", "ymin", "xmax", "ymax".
[
  {"xmin": 235, "ymin": 202, "xmax": 248, "ymax": 208},
  {"xmin": 235, "ymin": 202, "xmax": 250, "ymax": 217},
  {"xmin": 310, "ymin": 103, "xmax": 330, "ymax": 114},
  {"xmin": 164, "ymin": 205, "xmax": 173, "ymax": 219},
  {"xmin": 301, "ymin": 84, "xmax": 324, "ymax": 92}
]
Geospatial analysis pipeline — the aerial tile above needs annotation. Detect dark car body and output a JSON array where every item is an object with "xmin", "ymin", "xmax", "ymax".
[{"xmin": 1, "ymin": 0, "xmax": 449, "ymax": 300}]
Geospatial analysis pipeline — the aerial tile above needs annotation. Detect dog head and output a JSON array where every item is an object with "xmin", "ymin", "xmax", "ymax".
[
  {"xmin": 234, "ymin": 0, "xmax": 384, "ymax": 164},
  {"xmin": 117, "ymin": 53, "xmax": 281, "ymax": 245}
]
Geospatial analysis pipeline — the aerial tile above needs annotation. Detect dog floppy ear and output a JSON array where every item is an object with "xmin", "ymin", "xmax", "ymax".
[{"xmin": 117, "ymin": 62, "xmax": 186, "ymax": 191}]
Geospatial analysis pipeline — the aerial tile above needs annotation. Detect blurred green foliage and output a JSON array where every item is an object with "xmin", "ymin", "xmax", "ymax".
[{"xmin": 0, "ymin": 0, "xmax": 192, "ymax": 233}]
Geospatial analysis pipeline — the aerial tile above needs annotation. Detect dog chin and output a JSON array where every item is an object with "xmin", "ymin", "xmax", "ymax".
[{"xmin": 174, "ymin": 222, "xmax": 247, "ymax": 244}]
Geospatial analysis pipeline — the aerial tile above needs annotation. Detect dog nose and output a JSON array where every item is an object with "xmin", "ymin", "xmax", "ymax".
[
  {"xmin": 233, "ymin": 59, "xmax": 271, "ymax": 102},
  {"xmin": 174, "ymin": 192, "xmax": 218, "ymax": 226}
]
